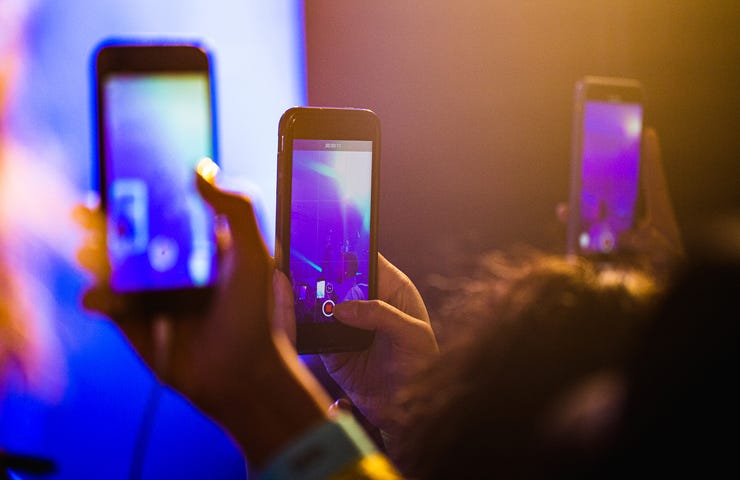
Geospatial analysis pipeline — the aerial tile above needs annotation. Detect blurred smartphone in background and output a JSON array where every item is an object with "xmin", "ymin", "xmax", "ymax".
[
  {"xmin": 567, "ymin": 76, "xmax": 644, "ymax": 260},
  {"xmin": 276, "ymin": 107, "xmax": 380, "ymax": 354},
  {"xmin": 94, "ymin": 42, "xmax": 218, "ymax": 313}
]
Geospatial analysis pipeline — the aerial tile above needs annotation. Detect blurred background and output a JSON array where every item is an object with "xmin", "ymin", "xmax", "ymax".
[
  {"xmin": 305, "ymin": 0, "xmax": 740, "ymax": 309},
  {"xmin": 1, "ymin": 1, "xmax": 304, "ymax": 478},
  {"xmin": 1, "ymin": 0, "xmax": 738, "ymax": 478}
]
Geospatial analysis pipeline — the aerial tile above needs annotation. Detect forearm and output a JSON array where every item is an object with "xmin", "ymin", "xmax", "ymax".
[
  {"xmin": 220, "ymin": 334, "xmax": 333, "ymax": 469},
  {"xmin": 219, "ymin": 335, "xmax": 403, "ymax": 479}
]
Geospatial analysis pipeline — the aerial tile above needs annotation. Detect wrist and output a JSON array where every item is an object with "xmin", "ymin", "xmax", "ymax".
[{"xmin": 220, "ymin": 337, "xmax": 333, "ymax": 469}]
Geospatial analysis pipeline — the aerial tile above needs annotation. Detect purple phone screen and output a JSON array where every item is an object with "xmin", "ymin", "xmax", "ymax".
[
  {"xmin": 579, "ymin": 101, "xmax": 642, "ymax": 254},
  {"xmin": 289, "ymin": 140, "xmax": 372, "ymax": 324},
  {"xmin": 103, "ymin": 73, "xmax": 217, "ymax": 292}
]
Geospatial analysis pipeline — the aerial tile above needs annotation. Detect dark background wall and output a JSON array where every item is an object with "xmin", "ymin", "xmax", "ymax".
[{"xmin": 305, "ymin": 1, "xmax": 740, "ymax": 305}]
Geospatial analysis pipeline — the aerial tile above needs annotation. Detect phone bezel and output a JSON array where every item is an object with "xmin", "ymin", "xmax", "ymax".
[
  {"xmin": 276, "ymin": 107, "xmax": 380, "ymax": 354},
  {"xmin": 567, "ymin": 76, "xmax": 645, "ymax": 262},
  {"xmin": 94, "ymin": 42, "xmax": 218, "ymax": 314}
]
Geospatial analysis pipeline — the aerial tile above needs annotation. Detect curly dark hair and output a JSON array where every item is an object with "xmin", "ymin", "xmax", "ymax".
[{"xmin": 396, "ymin": 252, "xmax": 659, "ymax": 479}]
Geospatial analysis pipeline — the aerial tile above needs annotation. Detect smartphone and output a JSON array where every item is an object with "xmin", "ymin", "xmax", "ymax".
[
  {"xmin": 94, "ymin": 42, "xmax": 218, "ymax": 312},
  {"xmin": 567, "ymin": 76, "xmax": 644, "ymax": 260},
  {"xmin": 276, "ymin": 107, "xmax": 380, "ymax": 354}
]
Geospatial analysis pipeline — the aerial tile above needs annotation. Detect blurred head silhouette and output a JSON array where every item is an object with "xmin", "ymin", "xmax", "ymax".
[
  {"xmin": 602, "ymin": 214, "xmax": 740, "ymax": 476},
  {"xmin": 0, "ymin": 0, "xmax": 34, "ymax": 387},
  {"xmin": 398, "ymin": 251, "xmax": 659, "ymax": 479},
  {"xmin": 1, "ymin": 0, "xmax": 70, "ymax": 401}
]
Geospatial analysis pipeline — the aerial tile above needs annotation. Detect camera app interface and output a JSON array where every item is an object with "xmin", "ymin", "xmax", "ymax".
[
  {"xmin": 289, "ymin": 140, "xmax": 373, "ymax": 324},
  {"xmin": 579, "ymin": 101, "xmax": 642, "ymax": 254},
  {"xmin": 103, "ymin": 73, "xmax": 216, "ymax": 292}
]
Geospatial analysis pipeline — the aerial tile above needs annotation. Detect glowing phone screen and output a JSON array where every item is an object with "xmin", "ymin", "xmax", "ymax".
[
  {"xmin": 289, "ymin": 140, "xmax": 372, "ymax": 324},
  {"xmin": 578, "ymin": 101, "xmax": 642, "ymax": 254},
  {"xmin": 103, "ymin": 73, "xmax": 217, "ymax": 292}
]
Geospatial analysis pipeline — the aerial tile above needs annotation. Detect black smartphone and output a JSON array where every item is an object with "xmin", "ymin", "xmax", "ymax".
[
  {"xmin": 94, "ymin": 42, "xmax": 218, "ymax": 313},
  {"xmin": 567, "ymin": 76, "xmax": 644, "ymax": 260},
  {"xmin": 276, "ymin": 107, "xmax": 380, "ymax": 354}
]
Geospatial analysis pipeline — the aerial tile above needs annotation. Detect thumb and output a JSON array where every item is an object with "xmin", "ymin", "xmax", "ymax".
[
  {"xmin": 194, "ymin": 158, "xmax": 268, "ymax": 258},
  {"xmin": 333, "ymin": 300, "xmax": 438, "ymax": 352}
]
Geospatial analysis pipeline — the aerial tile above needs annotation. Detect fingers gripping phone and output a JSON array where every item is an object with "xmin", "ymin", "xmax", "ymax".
[
  {"xmin": 94, "ymin": 42, "xmax": 218, "ymax": 313},
  {"xmin": 276, "ymin": 107, "xmax": 380, "ymax": 354},
  {"xmin": 567, "ymin": 76, "xmax": 644, "ymax": 260}
]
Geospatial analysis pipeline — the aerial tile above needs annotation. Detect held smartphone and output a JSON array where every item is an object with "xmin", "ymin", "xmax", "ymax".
[
  {"xmin": 94, "ymin": 42, "xmax": 218, "ymax": 313},
  {"xmin": 276, "ymin": 107, "xmax": 380, "ymax": 354},
  {"xmin": 567, "ymin": 76, "xmax": 644, "ymax": 260}
]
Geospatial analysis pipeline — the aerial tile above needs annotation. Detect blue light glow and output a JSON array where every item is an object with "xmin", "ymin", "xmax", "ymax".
[
  {"xmin": 0, "ymin": 1, "xmax": 306, "ymax": 478},
  {"xmin": 294, "ymin": 250, "xmax": 324, "ymax": 273}
]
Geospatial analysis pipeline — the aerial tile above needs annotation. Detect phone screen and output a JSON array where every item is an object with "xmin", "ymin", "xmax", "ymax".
[
  {"xmin": 101, "ymin": 72, "xmax": 217, "ymax": 293},
  {"xmin": 577, "ymin": 100, "xmax": 642, "ymax": 255},
  {"xmin": 288, "ymin": 139, "xmax": 373, "ymax": 324}
]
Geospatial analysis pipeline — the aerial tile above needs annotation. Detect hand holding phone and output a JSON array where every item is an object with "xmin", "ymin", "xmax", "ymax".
[
  {"xmin": 94, "ymin": 42, "xmax": 218, "ymax": 313},
  {"xmin": 567, "ymin": 76, "xmax": 644, "ymax": 260},
  {"xmin": 276, "ymin": 107, "xmax": 380, "ymax": 353}
]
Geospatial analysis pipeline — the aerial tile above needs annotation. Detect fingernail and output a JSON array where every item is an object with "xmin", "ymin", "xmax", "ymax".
[
  {"xmin": 328, "ymin": 397, "xmax": 354, "ymax": 418},
  {"xmin": 195, "ymin": 157, "xmax": 219, "ymax": 184}
]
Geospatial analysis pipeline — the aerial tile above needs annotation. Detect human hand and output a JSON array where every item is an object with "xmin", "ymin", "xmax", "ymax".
[
  {"xmin": 78, "ymin": 159, "xmax": 274, "ymax": 408},
  {"xmin": 77, "ymin": 161, "xmax": 334, "ymax": 466},
  {"xmin": 320, "ymin": 254, "xmax": 439, "ymax": 438},
  {"xmin": 619, "ymin": 127, "xmax": 684, "ymax": 268},
  {"xmin": 558, "ymin": 127, "xmax": 684, "ymax": 277},
  {"xmin": 74, "ymin": 197, "xmax": 166, "ymax": 370}
]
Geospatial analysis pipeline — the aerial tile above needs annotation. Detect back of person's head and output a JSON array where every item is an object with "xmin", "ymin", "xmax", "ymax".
[
  {"xmin": 602, "ymin": 215, "xmax": 740, "ymax": 477},
  {"xmin": 397, "ymin": 251, "xmax": 659, "ymax": 479}
]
